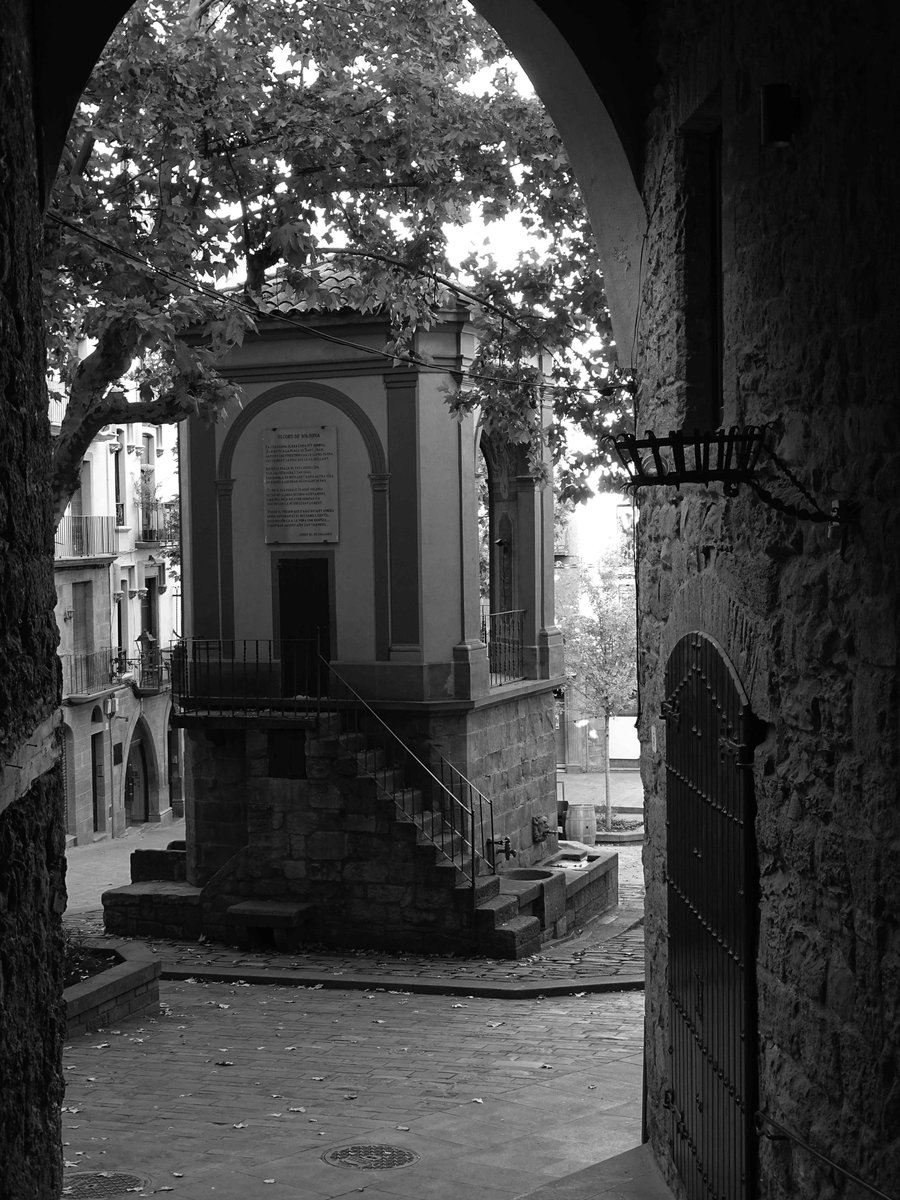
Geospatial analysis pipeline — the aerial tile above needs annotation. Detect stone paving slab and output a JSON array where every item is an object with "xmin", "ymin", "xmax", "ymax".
[{"xmin": 62, "ymin": 979, "xmax": 648, "ymax": 1200}]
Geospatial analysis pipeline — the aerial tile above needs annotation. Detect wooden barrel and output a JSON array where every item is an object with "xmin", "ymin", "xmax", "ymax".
[{"xmin": 566, "ymin": 803, "xmax": 597, "ymax": 845}]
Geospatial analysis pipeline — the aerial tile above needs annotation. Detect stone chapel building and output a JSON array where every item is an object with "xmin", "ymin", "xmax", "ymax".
[{"xmin": 2, "ymin": 3, "xmax": 899, "ymax": 1199}]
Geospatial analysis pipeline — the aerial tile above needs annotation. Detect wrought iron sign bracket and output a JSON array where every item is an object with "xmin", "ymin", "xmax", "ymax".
[{"xmin": 604, "ymin": 426, "xmax": 855, "ymax": 526}]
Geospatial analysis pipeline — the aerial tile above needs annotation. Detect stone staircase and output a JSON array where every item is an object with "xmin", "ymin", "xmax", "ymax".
[{"xmin": 327, "ymin": 728, "xmax": 542, "ymax": 959}]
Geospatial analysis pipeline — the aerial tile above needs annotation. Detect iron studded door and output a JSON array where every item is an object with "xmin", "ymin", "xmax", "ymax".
[{"xmin": 663, "ymin": 632, "xmax": 759, "ymax": 1200}]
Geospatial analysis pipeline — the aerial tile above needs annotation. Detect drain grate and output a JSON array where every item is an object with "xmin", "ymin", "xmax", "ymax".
[
  {"xmin": 63, "ymin": 1173, "xmax": 149, "ymax": 1198},
  {"xmin": 323, "ymin": 1144, "xmax": 419, "ymax": 1170}
]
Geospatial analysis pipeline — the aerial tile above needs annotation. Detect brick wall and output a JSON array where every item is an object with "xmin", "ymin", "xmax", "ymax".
[{"xmin": 637, "ymin": 3, "xmax": 900, "ymax": 1197}]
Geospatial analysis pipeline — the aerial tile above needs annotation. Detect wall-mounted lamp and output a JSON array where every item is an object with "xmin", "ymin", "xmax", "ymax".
[
  {"xmin": 103, "ymin": 695, "xmax": 118, "ymax": 719},
  {"xmin": 62, "ymin": 608, "xmax": 74, "ymax": 622},
  {"xmin": 605, "ymin": 426, "xmax": 852, "ymax": 525}
]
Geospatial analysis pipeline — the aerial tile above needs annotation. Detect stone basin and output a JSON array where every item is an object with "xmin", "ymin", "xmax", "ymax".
[{"xmin": 503, "ymin": 868, "xmax": 555, "ymax": 881}]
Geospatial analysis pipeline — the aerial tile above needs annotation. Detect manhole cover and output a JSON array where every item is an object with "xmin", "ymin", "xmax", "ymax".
[
  {"xmin": 63, "ymin": 1174, "xmax": 149, "ymax": 1198},
  {"xmin": 323, "ymin": 1144, "xmax": 419, "ymax": 1170}
]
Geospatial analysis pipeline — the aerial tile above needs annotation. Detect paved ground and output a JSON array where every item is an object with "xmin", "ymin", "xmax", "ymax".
[
  {"xmin": 62, "ymin": 980, "xmax": 647, "ymax": 1200},
  {"xmin": 60, "ymin": 772, "xmax": 666, "ymax": 1199}
]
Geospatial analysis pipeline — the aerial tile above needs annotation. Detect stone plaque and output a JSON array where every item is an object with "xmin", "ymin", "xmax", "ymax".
[{"xmin": 263, "ymin": 426, "xmax": 339, "ymax": 543}]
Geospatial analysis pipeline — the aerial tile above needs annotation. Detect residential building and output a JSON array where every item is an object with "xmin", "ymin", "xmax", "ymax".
[{"xmin": 53, "ymin": 408, "xmax": 181, "ymax": 843}]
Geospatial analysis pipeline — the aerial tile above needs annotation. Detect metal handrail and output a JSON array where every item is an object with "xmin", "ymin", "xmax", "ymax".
[
  {"xmin": 757, "ymin": 1113, "xmax": 898, "ymax": 1200},
  {"xmin": 317, "ymin": 657, "xmax": 496, "ymax": 902}
]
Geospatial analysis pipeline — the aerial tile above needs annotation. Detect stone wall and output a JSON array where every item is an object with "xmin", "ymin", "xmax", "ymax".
[
  {"xmin": 384, "ymin": 684, "xmax": 559, "ymax": 867},
  {"xmin": 637, "ymin": 4, "xmax": 900, "ymax": 1198},
  {"xmin": 192, "ymin": 727, "xmax": 476, "ymax": 953},
  {"xmin": 0, "ymin": 3, "xmax": 67, "ymax": 1197}
]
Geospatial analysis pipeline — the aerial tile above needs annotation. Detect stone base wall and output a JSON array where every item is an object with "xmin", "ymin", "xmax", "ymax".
[
  {"xmin": 382, "ymin": 683, "xmax": 559, "ymax": 867},
  {"xmin": 197, "ymin": 731, "xmax": 474, "ymax": 953}
]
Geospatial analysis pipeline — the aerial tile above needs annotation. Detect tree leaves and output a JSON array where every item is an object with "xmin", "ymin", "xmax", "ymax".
[{"xmin": 44, "ymin": 0, "xmax": 627, "ymax": 514}]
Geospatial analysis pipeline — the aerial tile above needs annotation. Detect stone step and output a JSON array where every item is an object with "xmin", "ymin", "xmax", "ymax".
[
  {"xmin": 225, "ymin": 900, "xmax": 316, "ymax": 952},
  {"xmin": 488, "ymin": 914, "xmax": 543, "ymax": 960},
  {"xmin": 473, "ymin": 892, "xmax": 521, "ymax": 930}
]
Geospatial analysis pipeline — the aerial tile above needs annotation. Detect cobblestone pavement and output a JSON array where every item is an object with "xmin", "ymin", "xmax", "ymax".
[
  {"xmin": 64, "ymin": 774, "xmax": 646, "ymax": 996},
  {"xmin": 62, "ymin": 979, "xmax": 646, "ymax": 1200}
]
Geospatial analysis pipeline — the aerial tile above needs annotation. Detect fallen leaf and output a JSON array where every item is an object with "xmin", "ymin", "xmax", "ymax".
[
  {"xmin": 396, "ymin": 1125, "xmax": 410, "ymax": 1131},
  {"xmin": 472, "ymin": 1098, "xmax": 484, "ymax": 1104},
  {"xmin": 214, "ymin": 1061, "xmax": 234, "ymax": 1067},
  {"xmin": 288, "ymin": 1106, "xmax": 305, "ymax": 1112},
  {"xmin": 233, "ymin": 1122, "xmax": 247, "ymax": 1129}
]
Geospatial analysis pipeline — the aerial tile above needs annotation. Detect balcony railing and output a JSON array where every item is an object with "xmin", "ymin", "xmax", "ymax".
[
  {"xmin": 60, "ymin": 648, "xmax": 115, "ymax": 697},
  {"xmin": 113, "ymin": 645, "xmax": 174, "ymax": 694},
  {"xmin": 55, "ymin": 515, "xmax": 116, "ymax": 558},
  {"xmin": 481, "ymin": 608, "xmax": 526, "ymax": 687},
  {"xmin": 171, "ymin": 638, "xmax": 328, "ymax": 717},
  {"xmin": 137, "ymin": 502, "xmax": 164, "ymax": 543},
  {"xmin": 59, "ymin": 645, "xmax": 175, "ymax": 699}
]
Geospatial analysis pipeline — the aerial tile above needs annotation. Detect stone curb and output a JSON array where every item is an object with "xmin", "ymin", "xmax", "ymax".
[
  {"xmin": 65, "ymin": 938, "xmax": 161, "ymax": 1035},
  {"xmin": 160, "ymin": 963, "xmax": 644, "ymax": 998}
]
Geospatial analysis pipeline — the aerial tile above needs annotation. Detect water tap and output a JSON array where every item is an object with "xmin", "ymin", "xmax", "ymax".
[{"xmin": 489, "ymin": 836, "xmax": 517, "ymax": 861}]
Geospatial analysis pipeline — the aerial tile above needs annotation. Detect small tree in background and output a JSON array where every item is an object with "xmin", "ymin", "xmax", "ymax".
[{"xmin": 557, "ymin": 550, "xmax": 636, "ymax": 830}]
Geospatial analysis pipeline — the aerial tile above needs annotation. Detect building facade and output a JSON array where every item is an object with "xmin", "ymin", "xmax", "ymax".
[
  {"xmin": 170, "ymin": 297, "xmax": 564, "ymax": 952},
  {"xmin": 53, "ymin": 407, "xmax": 181, "ymax": 844}
]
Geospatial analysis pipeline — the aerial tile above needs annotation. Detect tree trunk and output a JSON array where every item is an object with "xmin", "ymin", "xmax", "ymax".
[{"xmin": 602, "ymin": 710, "xmax": 612, "ymax": 831}]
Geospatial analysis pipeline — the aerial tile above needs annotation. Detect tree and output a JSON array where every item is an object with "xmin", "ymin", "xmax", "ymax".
[
  {"xmin": 43, "ymin": 0, "xmax": 629, "ymax": 524},
  {"xmin": 557, "ymin": 551, "xmax": 636, "ymax": 830}
]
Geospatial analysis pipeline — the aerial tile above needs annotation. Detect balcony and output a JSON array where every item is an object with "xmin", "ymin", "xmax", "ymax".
[
  {"xmin": 55, "ymin": 515, "xmax": 116, "ymax": 558},
  {"xmin": 137, "ymin": 502, "xmax": 164, "ymax": 545},
  {"xmin": 60, "ymin": 648, "xmax": 115, "ymax": 698},
  {"xmin": 113, "ymin": 644, "xmax": 174, "ymax": 695},
  {"xmin": 481, "ymin": 609, "xmax": 526, "ymax": 687}
]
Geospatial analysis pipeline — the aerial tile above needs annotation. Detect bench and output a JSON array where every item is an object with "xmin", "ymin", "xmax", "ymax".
[{"xmin": 226, "ymin": 900, "xmax": 315, "ymax": 951}]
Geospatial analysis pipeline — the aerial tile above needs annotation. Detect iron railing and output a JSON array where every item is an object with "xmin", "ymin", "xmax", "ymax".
[
  {"xmin": 55, "ymin": 515, "xmax": 116, "ymax": 558},
  {"xmin": 323, "ymin": 661, "xmax": 495, "ymax": 899},
  {"xmin": 60, "ymin": 648, "xmax": 116, "ymax": 697},
  {"xmin": 481, "ymin": 608, "xmax": 526, "ymax": 686},
  {"xmin": 170, "ymin": 637, "xmax": 496, "ymax": 901},
  {"xmin": 113, "ymin": 645, "xmax": 173, "ymax": 694},
  {"xmin": 60, "ymin": 645, "xmax": 175, "ymax": 698},
  {"xmin": 171, "ymin": 638, "xmax": 327, "ymax": 717},
  {"xmin": 137, "ymin": 502, "xmax": 164, "ymax": 543}
]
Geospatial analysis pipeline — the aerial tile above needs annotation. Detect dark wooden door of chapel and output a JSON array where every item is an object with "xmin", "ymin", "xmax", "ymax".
[
  {"xmin": 277, "ymin": 557, "xmax": 331, "ymax": 697},
  {"xmin": 662, "ymin": 632, "xmax": 759, "ymax": 1200}
]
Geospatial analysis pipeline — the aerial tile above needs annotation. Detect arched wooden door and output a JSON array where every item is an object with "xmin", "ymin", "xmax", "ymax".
[{"xmin": 662, "ymin": 632, "xmax": 759, "ymax": 1200}]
